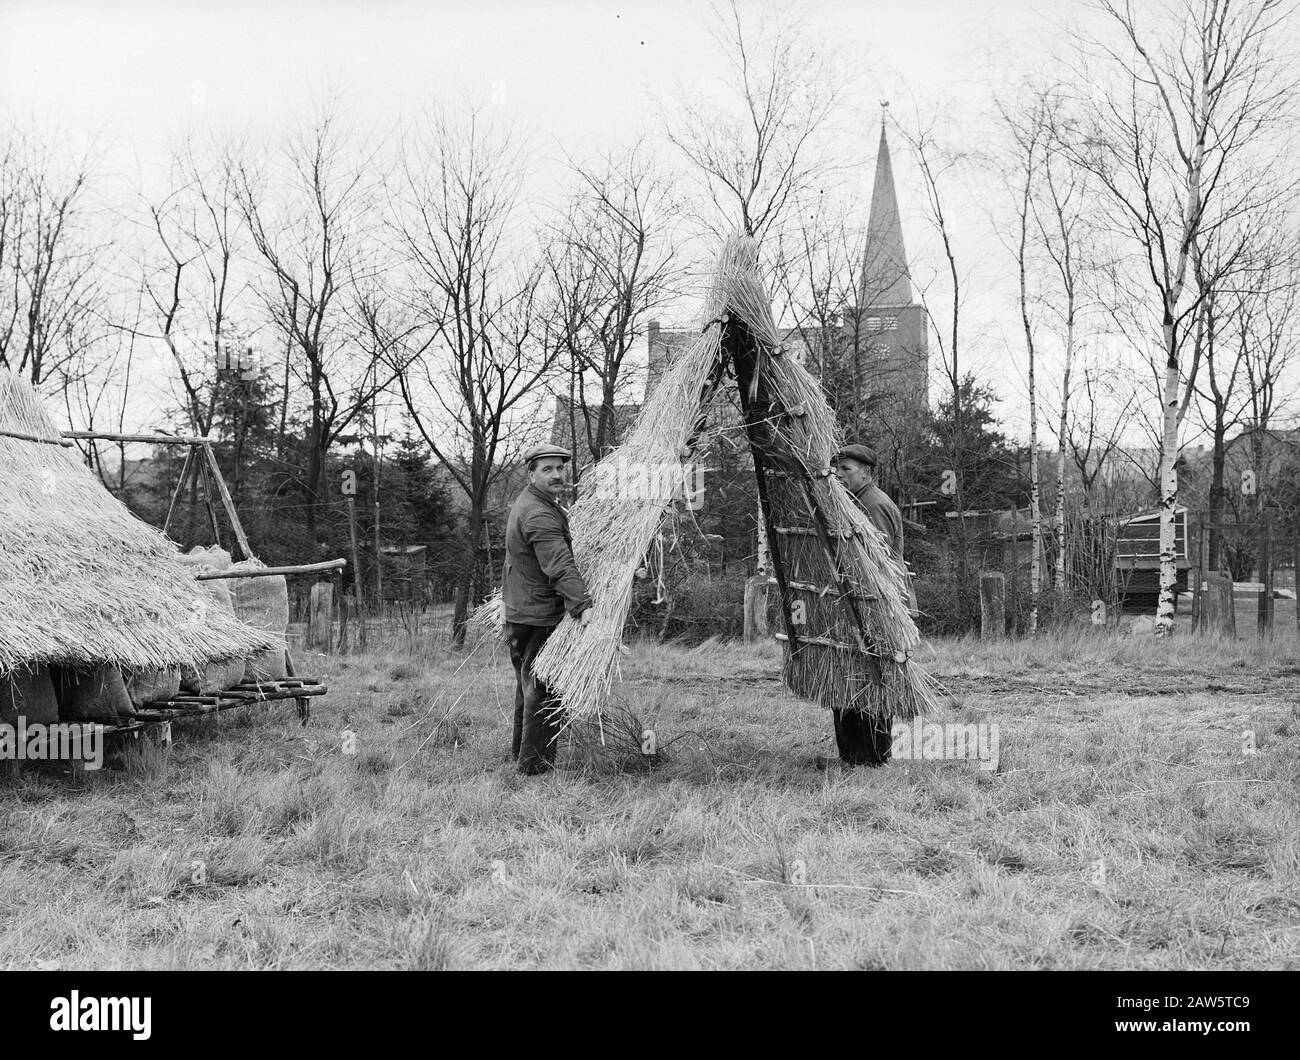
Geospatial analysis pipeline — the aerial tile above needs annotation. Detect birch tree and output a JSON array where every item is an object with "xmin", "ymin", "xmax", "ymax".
[
  {"xmin": 1068, "ymin": 0, "xmax": 1296, "ymax": 634},
  {"xmin": 997, "ymin": 90, "xmax": 1051, "ymax": 633}
]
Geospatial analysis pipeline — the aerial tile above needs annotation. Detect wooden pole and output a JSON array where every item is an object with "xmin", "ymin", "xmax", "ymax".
[
  {"xmin": 307, "ymin": 581, "xmax": 334, "ymax": 652},
  {"xmin": 1294, "ymin": 524, "xmax": 1299, "ymax": 636},
  {"xmin": 198, "ymin": 455, "xmax": 223, "ymax": 548},
  {"xmin": 1009, "ymin": 505, "xmax": 1019, "ymax": 633},
  {"xmin": 980, "ymin": 571, "xmax": 1006, "ymax": 639},
  {"xmin": 724, "ymin": 315, "xmax": 800, "ymax": 654},
  {"xmin": 202, "ymin": 442, "xmax": 254, "ymax": 561},
  {"xmin": 196, "ymin": 559, "xmax": 347, "ymax": 580},
  {"xmin": 62, "ymin": 429, "xmax": 215, "ymax": 445},
  {"xmin": 163, "ymin": 447, "xmax": 196, "ymax": 539},
  {"xmin": 0, "ymin": 427, "xmax": 74, "ymax": 447},
  {"xmin": 1192, "ymin": 511, "xmax": 1205, "ymax": 633},
  {"xmin": 1259, "ymin": 510, "xmax": 1274, "ymax": 637},
  {"xmin": 338, "ymin": 587, "xmax": 350, "ymax": 654},
  {"xmin": 347, "ymin": 495, "xmax": 366, "ymax": 649},
  {"xmin": 375, "ymin": 498, "xmax": 383, "ymax": 609}
]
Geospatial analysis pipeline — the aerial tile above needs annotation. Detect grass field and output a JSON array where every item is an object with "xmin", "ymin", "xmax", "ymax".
[{"xmin": 1, "ymin": 628, "xmax": 1298, "ymax": 970}]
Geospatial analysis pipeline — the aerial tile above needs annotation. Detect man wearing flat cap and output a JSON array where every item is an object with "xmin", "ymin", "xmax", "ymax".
[
  {"xmin": 824, "ymin": 443, "xmax": 915, "ymax": 768},
  {"xmin": 502, "ymin": 444, "xmax": 592, "ymax": 775}
]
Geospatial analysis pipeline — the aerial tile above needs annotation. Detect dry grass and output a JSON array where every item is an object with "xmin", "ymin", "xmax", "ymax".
[{"xmin": 1, "ymin": 628, "xmax": 1297, "ymax": 969}]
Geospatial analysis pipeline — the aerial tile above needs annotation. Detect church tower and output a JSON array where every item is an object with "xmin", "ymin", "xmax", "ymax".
[{"xmin": 849, "ymin": 112, "xmax": 929, "ymax": 422}]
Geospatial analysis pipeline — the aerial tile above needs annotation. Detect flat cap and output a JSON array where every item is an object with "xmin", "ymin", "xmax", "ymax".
[
  {"xmin": 523, "ymin": 443, "xmax": 572, "ymax": 466},
  {"xmin": 832, "ymin": 444, "xmax": 878, "ymax": 469}
]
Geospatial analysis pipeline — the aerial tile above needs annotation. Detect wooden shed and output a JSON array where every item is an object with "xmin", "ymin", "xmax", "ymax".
[{"xmin": 1114, "ymin": 507, "xmax": 1192, "ymax": 603}]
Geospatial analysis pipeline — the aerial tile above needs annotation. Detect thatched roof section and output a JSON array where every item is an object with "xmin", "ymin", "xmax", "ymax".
[{"xmin": 0, "ymin": 370, "xmax": 278, "ymax": 677}]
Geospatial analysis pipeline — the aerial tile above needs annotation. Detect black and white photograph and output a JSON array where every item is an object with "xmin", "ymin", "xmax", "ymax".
[{"xmin": 0, "ymin": 0, "xmax": 1296, "ymax": 1008}]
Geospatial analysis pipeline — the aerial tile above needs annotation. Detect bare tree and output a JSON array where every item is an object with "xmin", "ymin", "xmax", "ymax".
[
  {"xmin": 1067, "ymin": 0, "xmax": 1297, "ymax": 634},
  {"xmin": 894, "ymin": 110, "xmax": 981, "ymax": 623},
  {"xmin": 369, "ymin": 106, "xmax": 560, "ymax": 646},
  {"xmin": 1037, "ymin": 99, "xmax": 1093, "ymax": 598},
  {"xmin": 1231, "ymin": 224, "xmax": 1300, "ymax": 518},
  {"xmin": 547, "ymin": 141, "xmax": 680, "ymax": 476},
  {"xmin": 0, "ymin": 125, "xmax": 104, "ymax": 391},
  {"xmin": 235, "ymin": 103, "xmax": 389, "ymax": 546},
  {"xmin": 661, "ymin": 0, "xmax": 845, "ymax": 243},
  {"xmin": 135, "ymin": 141, "xmax": 250, "ymax": 437},
  {"xmin": 1189, "ymin": 224, "xmax": 1256, "ymax": 567},
  {"xmin": 1064, "ymin": 365, "xmax": 1141, "ymax": 607}
]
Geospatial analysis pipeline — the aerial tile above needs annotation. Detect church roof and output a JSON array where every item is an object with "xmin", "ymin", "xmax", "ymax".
[{"xmin": 860, "ymin": 122, "xmax": 913, "ymax": 309}]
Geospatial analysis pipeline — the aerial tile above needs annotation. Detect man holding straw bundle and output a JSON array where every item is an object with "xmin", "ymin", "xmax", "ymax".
[
  {"xmin": 823, "ymin": 443, "xmax": 914, "ymax": 769},
  {"xmin": 502, "ymin": 445, "xmax": 593, "ymax": 775}
]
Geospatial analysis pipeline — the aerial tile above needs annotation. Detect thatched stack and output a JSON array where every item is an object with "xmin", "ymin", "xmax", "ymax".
[
  {"xmin": 532, "ymin": 234, "xmax": 940, "ymax": 723},
  {"xmin": 716, "ymin": 240, "xmax": 938, "ymax": 719},
  {"xmin": 0, "ymin": 369, "xmax": 278, "ymax": 711}
]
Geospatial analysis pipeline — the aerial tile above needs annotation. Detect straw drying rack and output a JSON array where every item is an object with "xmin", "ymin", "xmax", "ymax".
[{"xmin": 60, "ymin": 428, "xmax": 346, "ymax": 731}]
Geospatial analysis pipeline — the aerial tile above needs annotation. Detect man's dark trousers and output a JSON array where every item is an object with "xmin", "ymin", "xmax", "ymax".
[
  {"xmin": 833, "ymin": 707, "xmax": 893, "ymax": 766},
  {"xmin": 506, "ymin": 622, "xmax": 565, "ymax": 774}
]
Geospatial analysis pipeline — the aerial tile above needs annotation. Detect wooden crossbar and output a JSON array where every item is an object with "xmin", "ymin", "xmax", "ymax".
[
  {"xmin": 0, "ymin": 428, "xmax": 74, "ymax": 447},
  {"xmin": 775, "ymin": 632, "xmax": 861, "ymax": 652}
]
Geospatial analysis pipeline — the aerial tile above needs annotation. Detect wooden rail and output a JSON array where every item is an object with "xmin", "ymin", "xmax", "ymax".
[{"xmin": 195, "ymin": 559, "xmax": 347, "ymax": 580}]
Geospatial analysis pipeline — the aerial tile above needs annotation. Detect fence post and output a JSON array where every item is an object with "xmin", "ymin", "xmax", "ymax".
[
  {"xmin": 1192, "ymin": 512, "xmax": 1204, "ymax": 633},
  {"xmin": 1203, "ymin": 569, "xmax": 1236, "ymax": 639},
  {"xmin": 1259, "ymin": 511, "xmax": 1274, "ymax": 638},
  {"xmin": 980, "ymin": 570, "xmax": 1006, "ymax": 640},
  {"xmin": 743, "ymin": 574, "xmax": 769, "ymax": 642},
  {"xmin": 307, "ymin": 580, "xmax": 334, "ymax": 652},
  {"xmin": 1295, "ymin": 524, "xmax": 1300, "ymax": 636}
]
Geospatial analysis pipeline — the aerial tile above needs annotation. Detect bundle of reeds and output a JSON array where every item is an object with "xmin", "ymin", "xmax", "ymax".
[
  {"xmin": 467, "ymin": 588, "xmax": 504, "ymax": 646},
  {"xmin": 532, "ymin": 234, "xmax": 940, "ymax": 723},
  {"xmin": 530, "ymin": 268, "xmax": 732, "ymax": 716},
  {"xmin": 717, "ymin": 241, "xmax": 940, "ymax": 719}
]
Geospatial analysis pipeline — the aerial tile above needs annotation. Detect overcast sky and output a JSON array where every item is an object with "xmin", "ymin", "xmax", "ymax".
[{"xmin": 2, "ymin": 0, "xmax": 1150, "ymax": 447}]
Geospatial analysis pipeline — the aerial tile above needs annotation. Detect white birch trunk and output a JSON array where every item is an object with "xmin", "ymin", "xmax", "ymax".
[
  {"xmin": 1154, "ymin": 325, "xmax": 1182, "ymax": 636},
  {"xmin": 1055, "ymin": 314, "xmax": 1073, "ymax": 594}
]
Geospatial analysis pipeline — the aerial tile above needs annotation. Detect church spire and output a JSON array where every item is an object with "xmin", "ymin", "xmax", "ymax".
[{"xmin": 860, "ymin": 105, "xmax": 913, "ymax": 309}]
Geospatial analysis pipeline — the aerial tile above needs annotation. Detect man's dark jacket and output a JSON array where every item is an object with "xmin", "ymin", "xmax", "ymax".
[
  {"xmin": 852, "ymin": 484, "xmax": 904, "ymax": 556},
  {"xmin": 502, "ymin": 483, "xmax": 592, "ymax": 626},
  {"xmin": 852, "ymin": 483, "xmax": 917, "ymax": 614}
]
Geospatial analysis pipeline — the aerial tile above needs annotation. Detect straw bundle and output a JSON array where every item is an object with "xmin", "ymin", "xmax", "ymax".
[
  {"xmin": 530, "ymin": 271, "xmax": 732, "ymax": 717},
  {"xmin": 718, "ymin": 241, "xmax": 940, "ymax": 719},
  {"xmin": 467, "ymin": 587, "xmax": 505, "ymax": 645},
  {"xmin": 178, "ymin": 571, "xmax": 247, "ymax": 693},
  {"xmin": 230, "ymin": 560, "xmax": 290, "ymax": 681},
  {"xmin": 0, "ymin": 369, "xmax": 278, "ymax": 679},
  {"xmin": 532, "ymin": 234, "xmax": 940, "ymax": 723}
]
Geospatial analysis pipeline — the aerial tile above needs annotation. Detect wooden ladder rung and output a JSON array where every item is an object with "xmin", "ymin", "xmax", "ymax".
[{"xmin": 774, "ymin": 632, "xmax": 863, "ymax": 652}]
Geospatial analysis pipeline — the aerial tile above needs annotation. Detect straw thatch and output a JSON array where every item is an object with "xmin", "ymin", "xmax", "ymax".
[
  {"xmin": 532, "ymin": 234, "xmax": 940, "ymax": 723},
  {"xmin": 467, "ymin": 588, "xmax": 505, "ymax": 646},
  {"xmin": 0, "ymin": 369, "xmax": 278, "ymax": 679}
]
